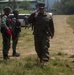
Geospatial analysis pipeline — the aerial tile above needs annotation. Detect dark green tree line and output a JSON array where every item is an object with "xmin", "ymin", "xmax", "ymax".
[
  {"xmin": 20, "ymin": 1, "xmax": 31, "ymax": 10},
  {"xmin": 53, "ymin": 0, "xmax": 74, "ymax": 14}
]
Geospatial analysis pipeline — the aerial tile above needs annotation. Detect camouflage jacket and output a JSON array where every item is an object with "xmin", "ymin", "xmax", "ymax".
[
  {"xmin": 1, "ymin": 15, "xmax": 12, "ymax": 33},
  {"xmin": 28, "ymin": 12, "xmax": 54, "ymax": 37},
  {"xmin": 11, "ymin": 17, "xmax": 21, "ymax": 34}
]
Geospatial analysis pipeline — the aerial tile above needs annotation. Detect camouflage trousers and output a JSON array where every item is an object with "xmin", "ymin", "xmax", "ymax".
[
  {"xmin": 2, "ymin": 33, "xmax": 11, "ymax": 57},
  {"xmin": 34, "ymin": 35, "xmax": 50, "ymax": 61},
  {"xmin": 12, "ymin": 33, "xmax": 20, "ymax": 54}
]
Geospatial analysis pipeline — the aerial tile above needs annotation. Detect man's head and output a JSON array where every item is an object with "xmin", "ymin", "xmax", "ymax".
[
  {"xmin": 3, "ymin": 6, "xmax": 11, "ymax": 15},
  {"xmin": 38, "ymin": 2, "xmax": 45, "ymax": 13},
  {"xmin": 38, "ymin": 3, "xmax": 45, "ymax": 9},
  {"xmin": 13, "ymin": 9, "xmax": 19, "ymax": 15},
  {"xmin": 12, "ymin": 9, "xmax": 19, "ymax": 18}
]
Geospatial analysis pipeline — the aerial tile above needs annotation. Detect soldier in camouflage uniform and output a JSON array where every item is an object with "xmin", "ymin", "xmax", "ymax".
[
  {"xmin": 11, "ymin": 9, "xmax": 21, "ymax": 57},
  {"xmin": 28, "ymin": 3, "xmax": 54, "ymax": 63},
  {"xmin": 1, "ymin": 7, "xmax": 11, "ymax": 60}
]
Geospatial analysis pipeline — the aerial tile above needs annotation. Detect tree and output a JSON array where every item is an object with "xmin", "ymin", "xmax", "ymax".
[
  {"xmin": 20, "ymin": 1, "xmax": 31, "ymax": 10},
  {"xmin": 53, "ymin": 0, "xmax": 74, "ymax": 14},
  {"xmin": 53, "ymin": 1, "xmax": 62, "ymax": 14},
  {"xmin": 8, "ymin": 0, "xmax": 16, "ymax": 10},
  {"xmin": 61, "ymin": 0, "xmax": 74, "ymax": 14}
]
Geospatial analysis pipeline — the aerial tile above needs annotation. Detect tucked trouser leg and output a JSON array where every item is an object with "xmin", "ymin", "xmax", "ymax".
[
  {"xmin": 12, "ymin": 33, "xmax": 20, "ymax": 57},
  {"xmin": 12, "ymin": 34, "xmax": 19, "ymax": 54}
]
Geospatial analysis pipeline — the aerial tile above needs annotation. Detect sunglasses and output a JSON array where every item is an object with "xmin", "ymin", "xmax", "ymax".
[{"xmin": 39, "ymin": 8, "xmax": 44, "ymax": 10}]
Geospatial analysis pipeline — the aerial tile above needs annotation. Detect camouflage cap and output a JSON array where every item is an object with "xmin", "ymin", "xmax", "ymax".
[
  {"xmin": 38, "ymin": 2, "xmax": 45, "ymax": 9},
  {"xmin": 3, "ymin": 6, "xmax": 11, "ymax": 12}
]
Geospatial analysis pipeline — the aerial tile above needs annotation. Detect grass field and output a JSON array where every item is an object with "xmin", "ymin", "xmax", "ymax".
[
  {"xmin": 67, "ymin": 15, "xmax": 74, "ymax": 30},
  {"xmin": 19, "ymin": 9, "xmax": 33, "ymax": 14},
  {"xmin": 0, "ymin": 15, "xmax": 74, "ymax": 75}
]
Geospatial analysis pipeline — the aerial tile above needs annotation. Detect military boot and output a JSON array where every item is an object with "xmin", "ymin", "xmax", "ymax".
[
  {"xmin": 3, "ymin": 55, "xmax": 10, "ymax": 60},
  {"xmin": 12, "ymin": 52, "xmax": 20, "ymax": 57}
]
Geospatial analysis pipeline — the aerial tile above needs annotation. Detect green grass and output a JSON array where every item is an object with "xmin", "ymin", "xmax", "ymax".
[
  {"xmin": 0, "ymin": 21, "xmax": 74, "ymax": 75},
  {"xmin": 57, "ymin": 52, "xmax": 67, "ymax": 56},
  {"xmin": 19, "ymin": 9, "xmax": 33, "ymax": 14},
  {"xmin": 67, "ymin": 15, "xmax": 74, "ymax": 29},
  {"xmin": 0, "ymin": 55, "xmax": 73, "ymax": 75}
]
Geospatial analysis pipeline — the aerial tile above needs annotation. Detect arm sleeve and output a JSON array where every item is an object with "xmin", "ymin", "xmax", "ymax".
[
  {"xmin": 28, "ymin": 13, "xmax": 35, "ymax": 23},
  {"xmin": 49, "ymin": 17, "xmax": 54, "ymax": 37},
  {"xmin": 19, "ymin": 21, "xmax": 21, "ymax": 32},
  {"xmin": 1, "ymin": 16, "xmax": 9, "ymax": 30},
  {"xmin": 28, "ymin": 13, "xmax": 35, "ymax": 31},
  {"xmin": 18, "ymin": 20, "xmax": 21, "ymax": 32}
]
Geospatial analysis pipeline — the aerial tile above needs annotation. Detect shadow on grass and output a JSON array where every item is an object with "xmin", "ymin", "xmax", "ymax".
[{"xmin": 69, "ymin": 55, "xmax": 74, "ymax": 58}]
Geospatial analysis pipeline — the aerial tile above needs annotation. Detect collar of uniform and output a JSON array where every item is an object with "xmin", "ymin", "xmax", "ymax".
[
  {"xmin": 38, "ymin": 12, "xmax": 47, "ymax": 16},
  {"xmin": 43, "ymin": 12, "xmax": 47, "ymax": 16}
]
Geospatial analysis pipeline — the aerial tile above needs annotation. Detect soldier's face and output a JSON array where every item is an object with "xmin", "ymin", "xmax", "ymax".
[
  {"xmin": 14, "ymin": 14, "xmax": 19, "ymax": 18},
  {"xmin": 39, "ymin": 8, "xmax": 45, "ymax": 13},
  {"xmin": 4, "ymin": 12, "xmax": 10, "ymax": 15}
]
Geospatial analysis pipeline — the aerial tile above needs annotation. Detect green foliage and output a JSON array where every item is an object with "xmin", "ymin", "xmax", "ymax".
[
  {"xmin": 20, "ymin": 1, "xmax": 31, "ymax": 10},
  {"xmin": 61, "ymin": 0, "xmax": 74, "ymax": 14},
  {"xmin": 19, "ymin": 9, "xmax": 32, "ymax": 14},
  {"xmin": 53, "ymin": 0, "xmax": 74, "ymax": 14},
  {"xmin": 53, "ymin": 1, "xmax": 62, "ymax": 14}
]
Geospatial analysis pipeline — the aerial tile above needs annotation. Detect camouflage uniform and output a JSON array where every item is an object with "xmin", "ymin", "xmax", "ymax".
[
  {"xmin": 1, "ymin": 7, "xmax": 11, "ymax": 60},
  {"xmin": 28, "ymin": 3, "xmax": 54, "ymax": 63},
  {"xmin": 11, "ymin": 9, "xmax": 21, "ymax": 57}
]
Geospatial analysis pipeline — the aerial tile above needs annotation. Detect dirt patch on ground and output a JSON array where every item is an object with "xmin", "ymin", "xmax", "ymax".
[{"xmin": 52, "ymin": 15, "xmax": 74, "ymax": 55}]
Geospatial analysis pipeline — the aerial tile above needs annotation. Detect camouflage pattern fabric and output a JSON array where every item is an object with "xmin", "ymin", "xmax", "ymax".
[
  {"xmin": 1, "ymin": 15, "xmax": 11, "ymax": 58},
  {"xmin": 11, "ymin": 17, "xmax": 21, "ymax": 54},
  {"xmin": 34, "ymin": 36, "xmax": 50, "ymax": 60},
  {"xmin": 28, "ymin": 12, "xmax": 54, "ymax": 62},
  {"xmin": 1, "ymin": 15, "xmax": 12, "ymax": 33},
  {"xmin": 11, "ymin": 17, "xmax": 21, "ymax": 34}
]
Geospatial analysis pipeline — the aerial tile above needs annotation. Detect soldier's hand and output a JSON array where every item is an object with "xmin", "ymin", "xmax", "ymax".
[
  {"xmin": 6, "ymin": 29, "xmax": 11, "ymax": 35},
  {"xmin": 48, "ymin": 36, "xmax": 53, "ymax": 39},
  {"xmin": 48, "ymin": 37, "xmax": 51, "ymax": 39},
  {"xmin": 34, "ymin": 9, "xmax": 39, "ymax": 13},
  {"xmin": 51, "ymin": 36, "xmax": 53, "ymax": 39}
]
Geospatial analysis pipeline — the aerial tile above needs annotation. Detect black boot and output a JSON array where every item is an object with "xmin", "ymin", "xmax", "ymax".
[
  {"xmin": 12, "ymin": 52, "xmax": 20, "ymax": 57},
  {"xmin": 3, "ymin": 55, "xmax": 10, "ymax": 60},
  {"xmin": 42, "ymin": 58, "xmax": 49, "ymax": 62}
]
